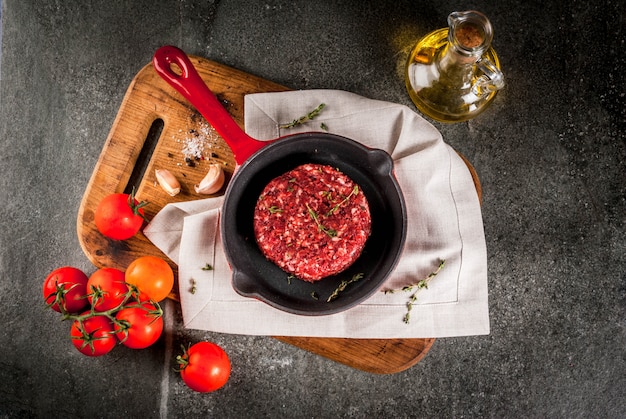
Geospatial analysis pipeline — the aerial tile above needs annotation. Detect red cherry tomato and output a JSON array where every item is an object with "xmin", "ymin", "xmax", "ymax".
[
  {"xmin": 70, "ymin": 313, "xmax": 117, "ymax": 357},
  {"xmin": 43, "ymin": 266, "xmax": 89, "ymax": 314},
  {"xmin": 114, "ymin": 301, "xmax": 164, "ymax": 349},
  {"xmin": 87, "ymin": 268, "xmax": 129, "ymax": 311},
  {"xmin": 125, "ymin": 256, "xmax": 174, "ymax": 302},
  {"xmin": 94, "ymin": 190, "xmax": 148, "ymax": 240},
  {"xmin": 177, "ymin": 342, "xmax": 231, "ymax": 392}
]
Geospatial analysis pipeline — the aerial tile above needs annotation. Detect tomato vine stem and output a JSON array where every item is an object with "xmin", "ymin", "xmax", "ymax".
[{"xmin": 60, "ymin": 283, "xmax": 163, "ymax": 329}]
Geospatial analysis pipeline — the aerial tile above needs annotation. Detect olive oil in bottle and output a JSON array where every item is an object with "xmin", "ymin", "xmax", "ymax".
[{"xmin": 405, "ymin": 11, "xmax": 504, "ymax": 122}]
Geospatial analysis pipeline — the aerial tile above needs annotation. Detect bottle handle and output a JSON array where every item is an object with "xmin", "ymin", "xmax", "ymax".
[{"xmin": 473, "ymin": 58, "xmax": 505, "ymax": 97}]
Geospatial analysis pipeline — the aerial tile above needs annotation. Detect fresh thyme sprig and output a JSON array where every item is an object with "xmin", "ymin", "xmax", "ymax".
[
  {"xmin": 384, "ymin": 259, "xmax": 445, "ymax": 324},
  {"xmin": 279, "ymin": 103, "xmax": 326, "ymax": 129},
  {"xmin": 268, "ymin": 206, "xmax": 283, "ymax": 214},
  {"xmin": 327, "ymin": 185, "xmax": 359, "ymax": 216},
  {"xmin": 327, "ymin": 273, "xmax": 364, "ymax": 302},
  {"xmin": 306, "ymin": 203, "xmax": 337, "ymax": 238}
]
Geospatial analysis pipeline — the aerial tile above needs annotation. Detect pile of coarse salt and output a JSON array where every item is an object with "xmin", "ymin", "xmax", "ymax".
[{"xmin": 178, "ymin": 121, "xmax": 219, "ymax": 162}]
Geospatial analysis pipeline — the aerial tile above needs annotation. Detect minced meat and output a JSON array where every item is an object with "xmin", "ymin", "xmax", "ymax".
[{"xmin": 253, "ymin": 163, "xmax": 371, "ymax": 282}]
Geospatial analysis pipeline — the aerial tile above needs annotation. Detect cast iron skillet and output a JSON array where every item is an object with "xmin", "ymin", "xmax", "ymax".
[{"xmin": 153, "ymin": 46, "xmax": 407, "ymax": 315}]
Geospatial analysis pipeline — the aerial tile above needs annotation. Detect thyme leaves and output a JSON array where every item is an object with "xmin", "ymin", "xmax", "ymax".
[
  {"xmin": 279, "ymin": 103, "xmax": 326, "ymax": 129},
  {"xmin": 306, "ymin": 203, "xmax": 337, "ymax": 238},
  {"xmin": 327, "ymin": 273, "xmax": 364, "ymax": 302},
  {"xmin": 268, "ymin": 206, "xmax": 283, "ymax": 214},
  {"xmin": 327, "ymin": 185, "xmax": 359, "ymax": 216},
  {"xmin": 384, "ymin": 259, "xmax": 446, "ymax": 324},
  {"xmin": 304, "ymin": 184, "xmax": 360, "ymax": 237}
]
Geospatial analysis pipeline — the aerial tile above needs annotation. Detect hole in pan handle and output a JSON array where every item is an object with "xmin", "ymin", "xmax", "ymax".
[{"xmin": 152, "ymin": 45, "xmax": 269, "ymax": 166}]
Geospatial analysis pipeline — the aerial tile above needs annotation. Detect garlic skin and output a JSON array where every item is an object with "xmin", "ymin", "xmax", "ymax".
[
  {"xmin": 194, "ymin": 164, "xmax": 225, "ymax": 195},
  {"xmin": 155, "ymin": 169, "xmax": 181, "ymax": 196}
]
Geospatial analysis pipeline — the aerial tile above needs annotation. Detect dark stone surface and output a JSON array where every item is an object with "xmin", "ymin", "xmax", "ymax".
[{"xmin": 1, "ymin": 0, "xmax": 624, "ymax": 417}]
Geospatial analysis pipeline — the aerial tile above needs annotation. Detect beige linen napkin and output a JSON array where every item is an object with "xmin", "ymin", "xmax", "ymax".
[{"xmin": 144, "ymin": 89, "xmax": 489, "ymax": 338}]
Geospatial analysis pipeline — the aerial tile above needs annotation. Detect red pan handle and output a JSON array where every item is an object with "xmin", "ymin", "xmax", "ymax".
[{"xmin": 153, "ymin": 45, "xmax": 269, "ymax": 166}]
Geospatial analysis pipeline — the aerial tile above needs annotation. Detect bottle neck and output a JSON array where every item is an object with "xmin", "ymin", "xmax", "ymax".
[{"xmin": 439, "ymin": 42, "xmax": 481, "ymax": 72}]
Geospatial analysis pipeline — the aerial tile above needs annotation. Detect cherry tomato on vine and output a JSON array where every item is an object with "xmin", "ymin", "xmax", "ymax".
[
  {"xmin": 114, "ymin": 301, "xmax": 164, "ymax": 349},
  {"xmin": 70, "ymin": 313, "xmax": 117, "ymax": 357},
  {"xmin": 177, "ymin": 342, "xmax": 231, "ymax": 392},
  {"xmin": 125, "ymin": 256, "xmax": 174, "ymax": 302},
  {"xmin": 43, "ymin": 266, "xmax": 89, "ymax": 314},
  {"xmin": 94, "ymin": 190, "xmax": 148, "ymax": 240},
  {"xmin": 87, "ymin": 268, "xmax": 129, "ymax": 311}
]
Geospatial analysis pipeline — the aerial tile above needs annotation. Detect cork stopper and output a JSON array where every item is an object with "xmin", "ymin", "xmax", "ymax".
[{"xmin": 455, "ymin": 22, "xmax": 484, "ymax": 49}]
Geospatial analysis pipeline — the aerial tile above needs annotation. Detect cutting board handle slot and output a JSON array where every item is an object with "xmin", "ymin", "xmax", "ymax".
[{"xmin": 124, "ymin": 118, "xmax": 164, "ymax": 195}]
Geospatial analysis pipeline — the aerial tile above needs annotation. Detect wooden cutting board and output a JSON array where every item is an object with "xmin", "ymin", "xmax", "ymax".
[{"xmin": 77, "ymin": 55, "xmax": 480, "ymax": 374}]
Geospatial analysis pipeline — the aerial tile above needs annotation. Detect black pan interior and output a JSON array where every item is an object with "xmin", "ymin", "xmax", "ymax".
[{"xmin": 221, "ymin": 132, "xmax": 406, "ymax": 315}]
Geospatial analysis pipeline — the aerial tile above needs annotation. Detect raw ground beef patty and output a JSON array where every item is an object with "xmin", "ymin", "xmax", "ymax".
[{"xmin": 253, "ymin": 163, "xmax": 372, "ymax": 282}]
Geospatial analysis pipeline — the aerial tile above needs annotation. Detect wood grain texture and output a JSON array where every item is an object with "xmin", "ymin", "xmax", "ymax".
[
  {"xmin": 273, "ymin": 336, "xmax": 436, "ymax": 374},
  {"xmin": 77, "ymin": 56, "xmax": 481, "ymax": 374},
  {"xmin": 77, "ymin": 56, "xmax": 287, "ymax": 275}
]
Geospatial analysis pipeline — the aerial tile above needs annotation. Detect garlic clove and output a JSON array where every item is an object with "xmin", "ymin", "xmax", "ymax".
[
  {"xmin": 155, "ymin": 169, "xmax": 181, "ymax": 196},
  {"xmin": 194, "ymin": 164, "xmax": 225, "ymax": 195}
]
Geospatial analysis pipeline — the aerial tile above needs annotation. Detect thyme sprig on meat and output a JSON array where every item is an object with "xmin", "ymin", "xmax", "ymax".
[
  {"xmin": 279, "ymin": 103, "xmax": 326, "ymax": 129},
  {"xmin": 327, "ymin": 185, "xmax": 359, "ymax": 216},
  {"xmin": 384, "ymin": 260, "xmax": 446, "ymax": 324},
  {"xmin": 327, "ymin": 273, "xmax": 364, "ymax": 302},
  {"xmin": 304, "ymin": 185, "xmax": 359, "ymax": 237},
  {"xmin": 268, "ymin": 206, "xmax": 283, "ymax": 214},
  {"xmin": 305, "ymin": 203, "xmax": 337, "ymax": 238}
]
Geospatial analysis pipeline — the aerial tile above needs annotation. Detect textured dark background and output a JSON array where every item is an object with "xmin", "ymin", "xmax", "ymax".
[{"xmin": 0, "ymin": 1, "xmax": 624, "ymax": 417}]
